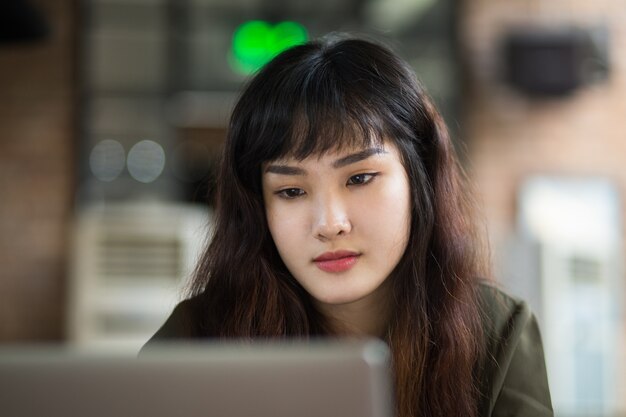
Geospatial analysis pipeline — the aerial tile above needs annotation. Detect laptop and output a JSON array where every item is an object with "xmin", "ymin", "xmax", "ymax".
[{"xmin": 0, "ymin": 339, "xmax": 392, "ymax": 417}]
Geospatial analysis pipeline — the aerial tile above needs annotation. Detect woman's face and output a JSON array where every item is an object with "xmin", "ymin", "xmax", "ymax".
[{"xmin": 262, "ymin": 141, "xmax": 411, "ymax": 311}]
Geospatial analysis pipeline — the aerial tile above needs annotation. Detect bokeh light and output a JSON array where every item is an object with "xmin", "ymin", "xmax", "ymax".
[
  {"xmin": 89, "ymin": 139, "xmax": 125, "ymax": 182},
  {"xmin": 126, "ymin": 140, "xmax": 166, "ymax": 183},
  {"xmin": 230, "ymin": 20, "xmax": 308, "ymax": 75}
]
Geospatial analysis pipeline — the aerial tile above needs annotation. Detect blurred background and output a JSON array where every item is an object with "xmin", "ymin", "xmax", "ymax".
[{"xmin": 0, "ymin": 0, "xmax": 624, "ymax": 416}]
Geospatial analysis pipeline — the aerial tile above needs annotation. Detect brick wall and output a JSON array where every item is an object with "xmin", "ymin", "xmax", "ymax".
[
  {"xmin": 0, "ymin": 0, "xmax": 75, "ymax": 341},
  {"xmin": 461, "ymin": 0, "xmax": 626, "ymax": 241},
  {"xmin": 460, "ymin": 0, "xmax": 626, "ymax": 411}
]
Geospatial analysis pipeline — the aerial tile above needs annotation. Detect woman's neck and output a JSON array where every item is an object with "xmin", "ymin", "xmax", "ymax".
[{"xmin": 315, "ymin": 280, "xmax": 393, "ymax": 338}]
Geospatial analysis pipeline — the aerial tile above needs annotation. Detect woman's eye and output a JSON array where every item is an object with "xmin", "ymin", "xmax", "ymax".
[
  {"xmin": 277, "ymin": 188, "xmax": 305, "ymax": 199},
  {"xmin": 347, "ymin": 173, "xmax": 377, "ymax": 186}
]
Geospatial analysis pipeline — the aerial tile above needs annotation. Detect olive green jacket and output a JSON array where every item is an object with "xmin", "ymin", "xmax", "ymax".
[{"xmin": 144, "ymin": 283, "xmax": 553, "ymax": 417}]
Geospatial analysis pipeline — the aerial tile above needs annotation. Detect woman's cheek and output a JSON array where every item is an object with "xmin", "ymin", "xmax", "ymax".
[{"xmin": 267, "ymin": 204, "xmax": 307, "ymax": 250}]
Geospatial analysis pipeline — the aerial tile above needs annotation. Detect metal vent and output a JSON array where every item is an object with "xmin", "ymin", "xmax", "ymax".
[
  {"xmin": 97, "ymin": 235, "xmax": 182, "ymax": 280},
  {"xmin": 568, "ymin": 255, "xmax": 602, "ymax": 284}
]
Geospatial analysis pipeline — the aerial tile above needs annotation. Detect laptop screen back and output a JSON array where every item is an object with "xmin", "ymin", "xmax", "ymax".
[{"xmin": 0, "ymin": 339, "xmax": 393, "ymax": 417}]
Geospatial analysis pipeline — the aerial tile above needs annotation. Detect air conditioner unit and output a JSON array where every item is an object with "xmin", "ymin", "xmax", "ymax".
[
  {"xmin": 517, "ymin": 177, "xmax": 623, "ymax": 416},
  {"xmin": 67, "ymin": 201, "xmax": 210, "ymax": 351}
]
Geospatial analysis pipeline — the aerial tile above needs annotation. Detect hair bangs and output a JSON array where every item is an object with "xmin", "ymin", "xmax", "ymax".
[{"xmin": 267, "ymin": 70, "xmax": 395, "ymax": 162}]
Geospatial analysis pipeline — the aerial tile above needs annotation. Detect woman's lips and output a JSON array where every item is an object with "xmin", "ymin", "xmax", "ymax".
[{"xmin": 313, "ymin": 251, "xmax": 360, "ymax": 273}]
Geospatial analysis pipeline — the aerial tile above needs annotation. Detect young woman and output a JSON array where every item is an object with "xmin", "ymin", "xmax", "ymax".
[{"xmin": 145, "ymin": 36, "xmax": 553, "ymax": 417}]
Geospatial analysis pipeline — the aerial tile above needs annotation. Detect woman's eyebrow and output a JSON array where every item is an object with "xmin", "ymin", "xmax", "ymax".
[
  {"xmin": 332, "ymin": 147, "xmax": 387, "ymax": 168},
  {"xmin": 264, "ymin": 164, "xmax": 307, "ymax": 176},
  {"xmin": 264, "ymin": 147, "xmax": 387, "ymax": 175}
]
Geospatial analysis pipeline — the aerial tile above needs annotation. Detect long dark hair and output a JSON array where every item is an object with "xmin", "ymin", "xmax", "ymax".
[{"xmin": 189, "ymin": 35, "xmax": 488, "ymax": 417}]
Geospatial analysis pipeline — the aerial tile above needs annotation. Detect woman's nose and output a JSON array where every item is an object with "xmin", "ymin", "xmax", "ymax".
[{"xmin": 312, "ymin": 194, "xmax": 352, "ymax": 241}]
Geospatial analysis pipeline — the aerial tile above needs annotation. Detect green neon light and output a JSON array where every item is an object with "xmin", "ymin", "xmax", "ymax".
[{"xmin": 230, "ymin": 20, "xmax": 308, "ymax": 75}]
